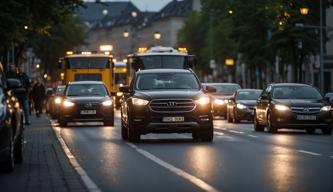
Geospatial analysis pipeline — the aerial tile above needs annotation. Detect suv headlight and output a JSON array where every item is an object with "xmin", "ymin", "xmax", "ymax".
[
  {"xmin": 321, "ymin": 105, "xmax": 331, "ymax": 111},
  {"xmin": 102, "ymin": 99, "xmax": 113, "ymax": 106},
  {"xmin": 236, "ymin": 103, "xmax": 247, "ymax": 109},
  {"xmin": 195, "ymin": 97, "xmax": 210, "ymax": 105},
  {"xmin": 54, "ymin": 97, "xmax": 62, "ymax": 105},
  {"xmin": 132, "ymin": 98, "xmax": 149, "ymax": 106},
  {"xmin": 63, "ymin": 100, "xmax": 75, "ymax": 107},
  {"xmin": 275, "ymin": 104, "xmax": 289, "ymax": 111}
]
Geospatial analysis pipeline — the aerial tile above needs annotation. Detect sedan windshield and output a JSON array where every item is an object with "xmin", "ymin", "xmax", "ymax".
[
  {"xmin": 205, "ymin": 84, "xmax": 240, "ymax": 95},
  {"xmin": 272, "ymin": 86, "xmax": 322, "ymax": 100},
  {"xmin": 135, "ymin": 73, "xmax": 200, "ymax": 90},
  {"xmin": 66, "ymin": 84, "xmax": 108, "ymax": 96},
  {"xmin": 236, "ymin": 90, "xmax": 262, "ymax": 100}
]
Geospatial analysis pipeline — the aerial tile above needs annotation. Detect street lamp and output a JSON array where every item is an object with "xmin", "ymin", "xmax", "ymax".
[
  {"xmin": 154, "ymin": 32, "xmax": 161, "ymax": 40},
  {"xmin": 123, "ymin": 30, "xmax": 129, "ymax": 38},
  {"xmin": 298, "ymin": 2, "xmax": 324, "ymax": 93}
]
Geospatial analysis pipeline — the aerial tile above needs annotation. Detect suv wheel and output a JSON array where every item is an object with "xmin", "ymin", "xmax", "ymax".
[
  {"xmin": 306, "ymin": 128, "xmax": 315, "ymax": 134},
  {"xmin": 254, "ymin": 112, "xmax": 264, "ymax": 132},
  {"xmin": 192, "ymin": 127, "xmax": 213, "ymax": 142},
  {"xmin": 233, "ymin": 109, "xmax": 239, "ymax": 123},
  {"xmin": 14, "ymin": 120, "xmax": 24, "ymax": 164},
  {"xmin": 2, "ymin": 130, "xmax": 15, "ymax": 172},
  {"xmin": 322, "ymin": 127, "xmax": 332, "ymax": 135},
  {"xmin": 267, "ymin": 112, "xmax": 277, "ymax": 133},
  {"xmin": 127, "ymin": 116, "xmax": 140, "ymax": 142},
  {"xmin": 227, "ymin": 110, "xmax": 232, "ymax": 123},
  {"xmin": 121, "ymin": 118, "xmax": 128, "ymax": 140}
]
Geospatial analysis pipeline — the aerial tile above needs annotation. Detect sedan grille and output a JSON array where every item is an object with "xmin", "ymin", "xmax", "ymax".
[
  {"xmin": 291, "ymin": 107, "xmax": 321, "ymax": 114},
  {"xmin": 149, "ymin": 99, "xmax": 195, "ymax": 113}
]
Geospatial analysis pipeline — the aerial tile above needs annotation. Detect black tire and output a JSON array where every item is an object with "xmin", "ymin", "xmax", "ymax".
[
  {"xmin": 267, "ymin": 112, "xmax": 277, "ymax": 133},
  {"xmin": 2, "ymin": 129, "xmax": 15, "ymax": 173},
  {"xmin": 322, "ymin": 127, "xmax": 332, "ymax": 135},
  {"xmin": 227, "ymin": 110, "xmax": 232, "ymax": 123},
  {"xmin": 59, "ymin": 118, "xmax": 67, "ymax": 127},
  {"xmin": 127, "ymin": 115, "xmax": 140, "ymax": 142},
  {"xmin": 254, "ymin": 112, "xmax": 264, "ymax": 132},
  {"xmin": 306, "ymin": 128, "xmax": 316, "ymax": 134},
  {"xmin": 192, "ymin": 127, "xmax": 213, "ymax": 142},
  {"xmin": 121, "ymin": 120, "xmax": 128, "ymax": 140},
  {"xmin": 104, "ymin": 118, "xmax": 114, "ymax": 126},
  {"xmin": 233, "ymin": 109, "xmax": 239, "ymax": 123}
]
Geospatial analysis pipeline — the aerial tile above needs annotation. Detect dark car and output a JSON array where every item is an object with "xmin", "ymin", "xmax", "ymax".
[
  {"xmin": 324, "ymin": 92, "xmax": 333, "ymax": 104},
  {"xmin": 227, "ymin": 89, "xmax": 262, "ymax": 123},
  {"xmin": 48, "ymin": 85, "xmax": 65, "ymax": 119},
  {"xmin": 58, "ymin": 81, "xmax": 114, "ymax": 126},
  {"xmin": 0, "ymin": 77, "xmax": 24, "ymax": 172},
  {"xmin": 120, "ymin": 69, "xmax": 216, "ymax": 142},
  {"xmin": 254, "ymin": 83, "xmax": 332, "ymax": 134},
  {"xmin": 202, "ymin": 83, "xmax": 241, "ymax": 119}
]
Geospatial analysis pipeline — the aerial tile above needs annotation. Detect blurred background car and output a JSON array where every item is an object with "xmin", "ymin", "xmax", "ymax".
[
  {"xmin": 202, "ymin": 83, "xmax": 241, "ymax": 119},
  {"xmin": 227, "ymin": 89, "xmax": 262, "ymax": 123},
  {"xmin": 58, "ymin": 81, "xmax": 114, "ymax": 126},
  {"xmin": 324, "ymin": 92, "xmax": 333, "ymax": 104},
  {"xmin": 254, "ymin": 83, "xmax": 332, "ymax": 134},
  {"xmin": 48, "ymin": 85, "xmax": 66, "ymax": 119}
]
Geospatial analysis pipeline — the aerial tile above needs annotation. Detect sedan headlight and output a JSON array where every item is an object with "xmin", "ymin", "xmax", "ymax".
[
  {"xmin": 102, "ymin": 100, "xmax": 113, "ymax": 106},
  {"xmin": 132, "ymin": 98, "xmax": 149, "ymax": 106},
  {"xmin": 321, "ymin": 105, "xmax": 331, "ymax": 111},
  {"xmin": 236, "ymin": 103, "xmax": 247, "ymax": 109},
  {"xmin": 116, "ymin": 92, "xmax": 123, "ymax": 97},
  {"xmin": 54, "ymin": 97, "xmax": 62, "ymax": 105},
  {"xmin": 195, "ymin": 97, "xmax": 210, "ymax": 105},
  {"xmin": 214, "ymin": 99, "xmax": 226, "ymax": 105},
  {"xmin": 275, "ymin": 104, "xmax": 289, "ymax": 111},
  {"xmin": 63, "ymin": 100, "xmax": 75, "ymax": 107}
]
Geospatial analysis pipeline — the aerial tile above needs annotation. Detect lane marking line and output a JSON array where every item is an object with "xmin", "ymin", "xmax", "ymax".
[
  {"xmin": 247, "ymin": 134, "xmax": 258, "ymax": 138},
  {"xmin": 297, "ymin": 150, "xmax": 322, "ymax": 156},
  {"xmin": 228, "ymin": 130, "xmax": 244, "ymax": 134},
  {"xmin": 50, "ymin": 120, "xmax": 101, "ymax": 192},
  {"xmin": 214, "ymin": 132, "xmax": 224, "ymax": 136},
  {"xmin": 126, "ymin": 143, "xmax": 221, "ymax": 192}
]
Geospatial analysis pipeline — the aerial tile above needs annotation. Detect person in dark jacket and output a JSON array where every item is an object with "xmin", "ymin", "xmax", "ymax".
[
  {"xmin": 6, "ymin": 64, "xmax": 18, "ymax": 79},
  {"xmin": 17, "ymin": 65, "xmax": 31, "ymax": 124},
  {"xmin": 31, "ymin": 78, "xmax": 45, "ymax": 117}
]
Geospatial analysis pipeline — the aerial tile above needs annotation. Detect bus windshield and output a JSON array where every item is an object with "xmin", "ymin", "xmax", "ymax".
[
  {"xmin": 66, "ymin": 57, "xmax": 109, "ymax": 69},
  {"xmin": 140, "ymin": 55, "xmax": 185, "ymax": 69}
]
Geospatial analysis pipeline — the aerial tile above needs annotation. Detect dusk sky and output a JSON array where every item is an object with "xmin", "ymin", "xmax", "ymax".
[{"xmin": 85, "ymin": 0, "xmax": 173, "ymax": 11}]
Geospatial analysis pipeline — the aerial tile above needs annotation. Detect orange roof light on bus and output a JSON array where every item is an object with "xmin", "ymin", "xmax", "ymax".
[
  {"xmin": 123, "ymin": 58, "xmax": 128, "ymax": 63},
  {"xmin": 81, "ymin": 51, "xmax": 92, "ymax": 55},
  {"xmin": 178, "ymin": 47, "xmax": 187, "ymax": 53},
  {"xmin": 100, "ymin": 45, "xmax": 113, "ymax": 52},
  {"xmin": 138, "ymin": 47, "xmax": 147, "ymax": 53},
  {"xmin": 104, "ymin": 51, "xmax": 110, "ymax": 55},
  {"xmin": 225, "ymin": 58, "xmax": 235, "ymax": 66},
  {"xmin": 66, "ymin": 51, "xmax": 74, "ymax": 55}
]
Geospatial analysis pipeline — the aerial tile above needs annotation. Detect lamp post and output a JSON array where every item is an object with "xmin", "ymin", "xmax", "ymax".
[{"xmin": 299, "ymin": 1, "xmax": 324, "ymax": 93}]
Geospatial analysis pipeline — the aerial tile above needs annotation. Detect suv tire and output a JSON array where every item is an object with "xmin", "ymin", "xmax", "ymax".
[
  {"xmin": 267, "ymin": 112, "xmax": 277, "ymax": 133},
  {"xmin": 322, "ymin": 127, "xmax": 332, "ymax": 135}
]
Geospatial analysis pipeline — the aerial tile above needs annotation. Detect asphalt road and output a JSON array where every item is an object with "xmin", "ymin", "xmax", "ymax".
[{"xmin": 56, "ymin": 111, "xmax": 333, "ymax": 192}]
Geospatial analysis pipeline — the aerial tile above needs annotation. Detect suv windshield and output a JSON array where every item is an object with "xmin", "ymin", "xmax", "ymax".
[
  {"xmin": 140, "ymin": 56, "xmax": 185, "ymax": 69},
  {"xmin": 272, "ymin": 86, "xmax": 322, "ymax": 99},
  {"xmin": 135, "ymin": 73, "xmax": 200, "ymax": 90},
  {"xmin": 66, "ymin": 84, "xmax": 108, "ymax": 96},
  {"xmin": 236, "ymin": 90, "xmax": 262, "ymax": 100}
]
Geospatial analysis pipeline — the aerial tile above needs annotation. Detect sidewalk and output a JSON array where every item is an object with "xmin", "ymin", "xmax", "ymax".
[{"xmin": 0, "ymin": 114, "xmax": 87, "ymax": 192}]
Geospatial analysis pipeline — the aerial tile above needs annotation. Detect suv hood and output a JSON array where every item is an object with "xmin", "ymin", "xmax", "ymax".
[{"xmin": 135, "ymin": 90, "xmax": 204, "ymax": 100}]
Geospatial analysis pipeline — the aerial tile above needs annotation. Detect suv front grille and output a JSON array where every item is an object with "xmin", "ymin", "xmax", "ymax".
[{"xmin": 149, "ymin": 99, "xmax": 195, "ymax": 113}]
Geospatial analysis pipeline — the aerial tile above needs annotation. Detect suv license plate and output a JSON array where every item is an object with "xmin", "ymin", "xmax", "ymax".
[
  {"xmin": 80, "ymin": 110, "xmax": 96, "ymax": 115},
  {"xmin": 162, "ymin": 117, "xmax": 184, "ymax": 122},
  {"xmin": 297, "ymin": 115, "xmax": 316, "ymax": 120}
]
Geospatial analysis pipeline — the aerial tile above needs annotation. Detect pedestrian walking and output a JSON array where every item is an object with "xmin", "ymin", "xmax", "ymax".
[
  {"xmin": 6, "ymin": 64, "xmax": 18, "ymax": 79},
  {"xmin": 17, "ymin": 65, "xmax": 31, "ymax": 125},
  {"xmin": 31, "ymin": 78, "xmax": 45, "ymax": 117}
]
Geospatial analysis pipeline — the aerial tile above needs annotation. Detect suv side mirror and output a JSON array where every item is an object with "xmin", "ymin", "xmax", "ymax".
[
  {"xmin": 7, "ymin": 78, "xmax": 22, "ymax": 90},
  {"xmin": 204, "ymin": 86, "xmax": 216, "ymax": 93},
  {"xmin": 119, "ymin": 85, "xmax": 130, "ymax": 93}
]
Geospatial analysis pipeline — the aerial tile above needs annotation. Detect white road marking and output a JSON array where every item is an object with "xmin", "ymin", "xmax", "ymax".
[
  {"xmin": 247, "ymin": 134, "xmax": 258, "ymax": 138},
  {"xmin": 126, "ymin": 143, "xmax": 221, "ymax": 192},
  {"xmin": 228, "ymin": 130, "xmax": 244, "ymax": 134},
  {"xmin": 50, "ymin": 120, "xmax": 101, "ymax": 192},
  {"xmin": 297, "ymin": 150, "xmax": 322, "ymax": 156},
  {"xmin": 214, "ymin": 132, "xmax": 225, "ymax": 137}
]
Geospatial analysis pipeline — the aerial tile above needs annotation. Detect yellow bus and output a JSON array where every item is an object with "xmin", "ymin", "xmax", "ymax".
[
  {"xmin": 113, "ymin": 61, "xmax": 127, "ymax": 108},
  {"xmin": 59, "ymin": 52, "xmax": 114, "ymax": 93}
]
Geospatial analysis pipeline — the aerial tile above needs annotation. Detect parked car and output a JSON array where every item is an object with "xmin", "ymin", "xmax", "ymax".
[
  {"xmin": 120, "ymin": 69, "xmax": 216, "ymax": 142},
  {"xmin": 227, "ymin": 89, "xmax": 262, "ymax": 123},
  {"xmin": 48, "ymin": 85, "xmax": 65, "ymax": 119},
  {"xmin": 202, "ymin": 83, "xmax": 241, "ymax": 119},
  {"xmin": 58, "ymin": 81, "xmax": 114, "ymax": 126},
  {"xmin": 0, "ymin": 77, "xmax": 24, "ymax": 172},
  {"xmin": 254, "ymin": 83, "xmax": 332, "ymax": 134}
]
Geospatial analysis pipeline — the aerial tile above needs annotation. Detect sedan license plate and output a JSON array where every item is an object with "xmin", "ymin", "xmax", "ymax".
[
  {"xmin": 80, "ymin": 110, "xmax": 96, "ymax": 115},
  {"xmin": 162, "ymin": 117, "xmax": 184, "ymax": 122},
  {"xmin": 297, "ymin": 115, "xmax": 316, "ymax": 120}
]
